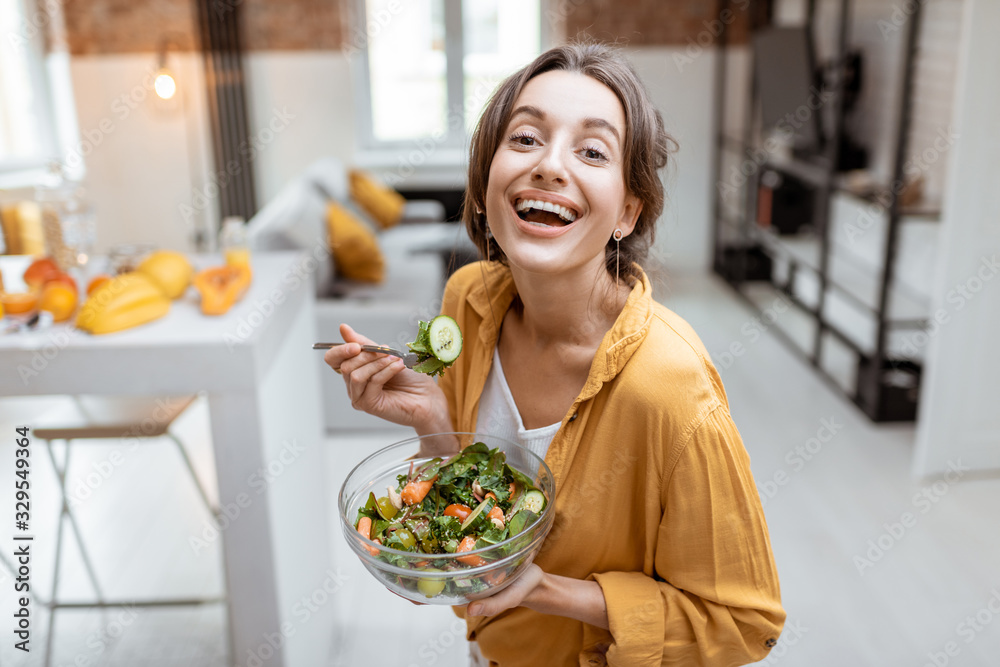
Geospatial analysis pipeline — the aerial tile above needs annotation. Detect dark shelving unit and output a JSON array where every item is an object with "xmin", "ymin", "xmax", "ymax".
[{"xmin": 711, "ymin": 0, "xmax": 930, "ymax": 422}]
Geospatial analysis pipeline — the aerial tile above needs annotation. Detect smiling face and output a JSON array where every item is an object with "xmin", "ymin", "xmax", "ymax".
[{"xmin": 485, "ymin": 70, "xmax": 642, "ymax": 279}]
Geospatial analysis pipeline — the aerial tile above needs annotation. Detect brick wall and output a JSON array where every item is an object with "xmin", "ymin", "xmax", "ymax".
[
  {"xmin": 561, "ymin": 0, "xmax": 755, "ymax": 46},
  {"xmin": 54, "ymin": 0, "xmax": 752, "ymax": 55},
  {"xmin": 56, "ymin": 0, "xmax": 345, "ymax": 54}
]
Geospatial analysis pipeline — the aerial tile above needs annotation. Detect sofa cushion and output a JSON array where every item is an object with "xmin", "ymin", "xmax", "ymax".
[
  {"xmin": 349, "ymin": 169, "xmax": 406, "ymax": 230},
  {"xmin": 326, "ymin": 201, "xmax": 384, "ymax": 283}
]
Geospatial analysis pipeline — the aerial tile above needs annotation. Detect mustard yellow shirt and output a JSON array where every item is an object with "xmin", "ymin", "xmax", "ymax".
[{"xmin": 438, "ymin": 262, "xmax": 785, "ymax": 667}]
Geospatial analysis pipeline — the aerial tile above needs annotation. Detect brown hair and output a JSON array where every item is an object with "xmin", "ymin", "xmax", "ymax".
[{"xmin": 463, "ymin": 41, "xmax": 677, "ymax": 283}]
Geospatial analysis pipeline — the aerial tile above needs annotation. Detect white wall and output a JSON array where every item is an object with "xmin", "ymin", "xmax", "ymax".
[
  {"xmin": 68, "ymin": 53, "xmax": 214, "ymax": 254},
  {"xmin": 243, "ymin": 52, "xmax": 356, "ymax": 204},
  {"xmin": 913, "ymin": 0, "xmax": 1000, "ymax": 477},
  {"xmin": 628, "ymin": 47, "xmax": 717, "ymax": 274}
]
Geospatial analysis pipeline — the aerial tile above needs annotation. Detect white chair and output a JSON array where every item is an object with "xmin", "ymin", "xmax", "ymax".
[{"xmin": 22, "ymin": 395, "xmax": 228, "ymax": 666}]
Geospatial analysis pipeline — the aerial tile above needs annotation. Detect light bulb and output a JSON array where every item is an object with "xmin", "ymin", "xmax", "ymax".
[{"xmin": 154, "ymin": 71, "xmax": 177, "ymax": 100}]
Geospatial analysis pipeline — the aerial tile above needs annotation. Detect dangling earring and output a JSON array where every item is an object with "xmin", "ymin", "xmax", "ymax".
[{"xmin": 613, "ymin": 229, "xmax": 624, "ymax": 287}]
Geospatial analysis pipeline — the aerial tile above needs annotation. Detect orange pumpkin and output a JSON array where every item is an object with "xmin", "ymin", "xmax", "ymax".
[{"xmin": 192, "ymin": 265, "xmax": 252, "ymax": 316}]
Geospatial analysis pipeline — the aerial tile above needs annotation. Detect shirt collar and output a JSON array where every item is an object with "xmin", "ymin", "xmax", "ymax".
[{"xmin": 465, "ymin": 261, "xmax": 654, "ymax": 397}]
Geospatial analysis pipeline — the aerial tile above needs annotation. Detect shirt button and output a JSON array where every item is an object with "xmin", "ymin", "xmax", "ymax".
[
  {"xmin": 568, "ymin": 412, "xmax": 578, "ymax": 422},
  {"xmin": 765, "ymin": 638, "xmax": 777, "ymax": 648}
]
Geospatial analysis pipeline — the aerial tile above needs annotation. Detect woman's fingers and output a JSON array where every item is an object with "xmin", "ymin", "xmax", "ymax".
[
  {"xmin": 324, "ymin": 342, "xmax": 360, "ymax": 371},
  {"xmin": 358, "ymin": 357, "xmax": 406, "ymax": 405},
  {"xmin": 341, "ymin": 323, "xmax": 377, "ymax": 346},
  {"xmin": 323, "ymin": 324, "xmax": 377, "ymax": 372},
  {"xmin": 344, "ymin": 355, "xmax": 401, "ymax": 407}
]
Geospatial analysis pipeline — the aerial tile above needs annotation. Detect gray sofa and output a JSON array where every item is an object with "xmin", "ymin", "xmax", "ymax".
[{"xmin": 247, "ymin": 157, "xmax": 476, "ymax": 431}]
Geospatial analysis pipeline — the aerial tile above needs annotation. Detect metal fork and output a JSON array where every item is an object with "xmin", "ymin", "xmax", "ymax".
[{"xmin": 312, "ymin": 342, "xmax": 420, "ymax": 369}]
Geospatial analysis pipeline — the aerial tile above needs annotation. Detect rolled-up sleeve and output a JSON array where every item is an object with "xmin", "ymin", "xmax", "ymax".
[{"xmin": 592, "ymin": 405, "xmax": 785, "ymax": 666}]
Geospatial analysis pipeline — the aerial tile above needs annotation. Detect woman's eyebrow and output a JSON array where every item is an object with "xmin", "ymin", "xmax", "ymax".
[
  {"xmin": 509, "ymin": 105, "xmax": 620, "ymax": 146},
  {"xmin": 581, "ymin": 117, "xmax": 621, "ymax": 146}
]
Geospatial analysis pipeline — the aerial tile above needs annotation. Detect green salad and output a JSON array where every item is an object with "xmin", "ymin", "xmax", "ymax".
[
  {"xmin": 353, "ymin": 442, "xmax": 547, "ymax": 597},
  {"xmin": 406, "ymin": 315, "xmax": 463, "ymax": 377}
]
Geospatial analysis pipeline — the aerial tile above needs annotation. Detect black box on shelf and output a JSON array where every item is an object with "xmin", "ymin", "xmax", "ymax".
[
  {"xmin": 714, "ymin": 244, "xmax": 773, "ymax": 283},
  {"xmin": 758, "ymin": 169, "xmax": 816, "ymax": 236},
  {"xmin": 855, "ymin": 355, "xmax": 921, "ymax": 422}
]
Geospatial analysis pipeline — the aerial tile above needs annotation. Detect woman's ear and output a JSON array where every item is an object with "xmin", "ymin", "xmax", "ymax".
[{"xmin": 618, "ymin": 192, "xmax": 643, "ymax": 237}]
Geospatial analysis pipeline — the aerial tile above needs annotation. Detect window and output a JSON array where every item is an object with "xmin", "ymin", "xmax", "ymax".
[
  {"xmin": 0, "ymin": 0, "xmax": 59, "ymax": 174},
  {"xmin": 354, "ymin": 0, "xmax": 544, "ymax": 153}
]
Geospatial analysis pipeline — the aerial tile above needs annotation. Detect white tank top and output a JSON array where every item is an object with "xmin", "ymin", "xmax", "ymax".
[{"xmin": 474, "ymin": 346, "xmax": 560, "ymax": 460}]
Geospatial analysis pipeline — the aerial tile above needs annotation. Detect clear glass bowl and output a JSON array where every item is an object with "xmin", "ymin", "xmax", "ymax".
[{"xmin": 338, "ymin": 432, "xmax": 555, "ymax": 605}]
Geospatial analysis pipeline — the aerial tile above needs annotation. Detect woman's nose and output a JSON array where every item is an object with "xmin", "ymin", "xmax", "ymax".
[{"xmin": 531, "ymin": 145, "xmax": 569, "ymax": 184}]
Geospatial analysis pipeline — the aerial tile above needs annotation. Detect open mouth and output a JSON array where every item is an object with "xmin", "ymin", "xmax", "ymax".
[{"xmin": 514, "ymin": 198, "xmax": 579, "ymax": 228}]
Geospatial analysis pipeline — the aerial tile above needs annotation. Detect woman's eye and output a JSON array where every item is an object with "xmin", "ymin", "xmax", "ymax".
[
  {"xmin": 583, "ymin": 146, "xmax": 608, "ymax": 161},
  {"xmin": 509, "ymin": 132, "xmax": 536, "ymax": 146}
]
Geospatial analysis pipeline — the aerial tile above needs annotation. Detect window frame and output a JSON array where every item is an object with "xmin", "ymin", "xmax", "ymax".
[
  {"xmin": 0, "ymin": 0, "xmax": 61, "ymax": 178},
  {"xmin": 351, "ymin": 0, "xmax": 552, "ymax": 162}
]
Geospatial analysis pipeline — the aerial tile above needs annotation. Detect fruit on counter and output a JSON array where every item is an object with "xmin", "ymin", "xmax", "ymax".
[
  {"xmin": 136, "ymin": 250, "xmax": 193, "ymax": 299},
  {"xmin": 224, "ymin": 247, "xmax": 251, "ymax": 269},
  {"xmin": 192, "ymin": 265, "xmax": 252, "ymax": 316},
  {"xmin": 38, "ymin": 282, "xmax": 78, "ymax": 322},
  {"xmin": 75, "ymin": 272, "xmax": 171, "ymax": 334},
  {"xmin": 45, "ymin": 271, "xmax": 78, "ymax": 295},
  {"xmin": 0, "ymin": 291, "xmax": 39, "ymax": 315},
  {"xmin": 86, "ymin": 274, "xmax": 112, "ymax": 296},
  {"xmin": 23, "ymin": 257, "xmax": 60, "ymax": 287}
]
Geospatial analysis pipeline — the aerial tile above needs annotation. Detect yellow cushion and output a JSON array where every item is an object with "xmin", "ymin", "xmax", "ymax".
[
  {"xmin": 0, "ymin": 201, "xmax": 45, "ymax": 256},
  {"xmin": 326, "ymin": 201, "xmax": 385, "ymax": 283},
  {"xmin": 349, "ymin": 169, "xmax": 406, "ymax": 230}
]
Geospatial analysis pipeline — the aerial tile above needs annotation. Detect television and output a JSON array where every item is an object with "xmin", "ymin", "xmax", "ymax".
[{"xmin": 752, "ymin": 26, "xmax": 823, "ymax": 154}]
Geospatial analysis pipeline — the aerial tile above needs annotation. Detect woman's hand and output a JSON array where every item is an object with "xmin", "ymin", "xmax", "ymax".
[
  {"xmin": 466, "ymin": 563, "xmax": 545, "ymax": 618},
  {"xmin": 325, "ymin": 323, "xmax": 451, "ymax": 433},
  {"xmin": 465, "ymin": 564, "xmax": 609, "ymax": 630}
]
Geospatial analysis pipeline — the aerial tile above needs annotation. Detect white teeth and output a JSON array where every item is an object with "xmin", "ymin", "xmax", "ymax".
[{"xmin": 514, "ymin": 198, "xmax": 578, "ymax": 223}]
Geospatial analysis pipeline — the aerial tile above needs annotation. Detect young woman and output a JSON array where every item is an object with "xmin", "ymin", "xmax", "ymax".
[{"xmin": 327, "ymin": 42, "xmax": 785, "ymax": 667}]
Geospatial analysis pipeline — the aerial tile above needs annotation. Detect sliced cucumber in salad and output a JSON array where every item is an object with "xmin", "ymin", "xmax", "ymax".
[{"xmin": 407, "ymin": 315, "xmax": 463, "ymax": 377}]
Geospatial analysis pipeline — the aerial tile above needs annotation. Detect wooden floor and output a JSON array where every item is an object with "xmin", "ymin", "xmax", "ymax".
[{"xmin": 1, "ymin": 270, "xmax": 998, "ymax": 666}]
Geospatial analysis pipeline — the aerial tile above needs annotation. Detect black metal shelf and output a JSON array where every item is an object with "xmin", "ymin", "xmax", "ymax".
[{"xmin": 710, "ymin": 0, "xmax": 928, "ymax": 422}]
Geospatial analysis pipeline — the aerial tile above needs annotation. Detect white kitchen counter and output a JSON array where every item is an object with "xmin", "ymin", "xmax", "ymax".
[{"xmin": 0, "ymin": 251, "xmax": 334, "ymax": 666}]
